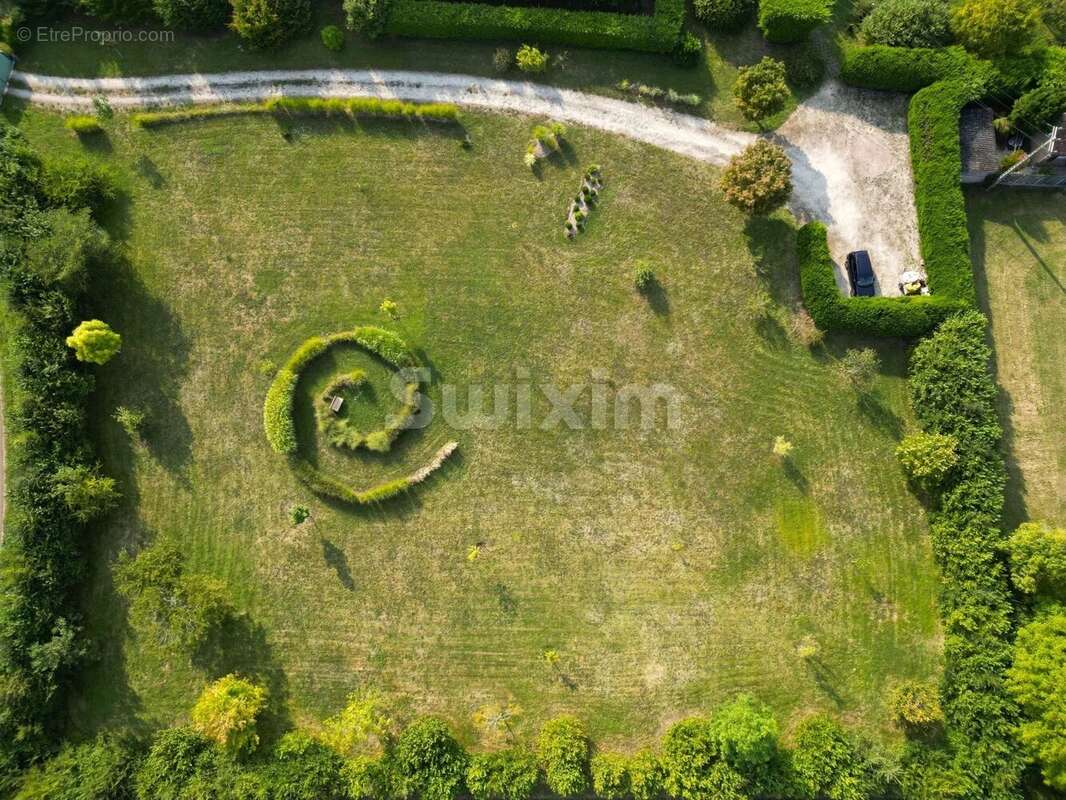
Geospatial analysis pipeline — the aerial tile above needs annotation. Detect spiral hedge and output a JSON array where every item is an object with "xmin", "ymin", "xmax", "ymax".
[{"xmin": 263, "ymin": 326, "xmax": 456, "ymax": 505}]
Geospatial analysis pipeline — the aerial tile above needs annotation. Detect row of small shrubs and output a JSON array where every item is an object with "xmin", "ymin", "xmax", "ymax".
[
  {"xmin": 907, "ymin": 312, "xmax": 1026, "ymax": 799},
  {"xmin": 16, "ymin": 692, "xmax": 899, "ymax": 800},
  {"xmin": 131, "ymin": 98, "xmax": 461, "ymax": 129},
  {"xmin": 264, "ymin": 327, "xmax": 416, "ymax": 455},
  {"xmin": 796, "ymin": 223, "xmax": 967, "ymax": 337},
  {"xmin": 0, "ymin": 127, "xmax": 119, "ymax": 785},
  {"xmin": 383, "ymin": 0, "xmax": 687, "ymax": 54},
  {"xmin": 63, "ymin": 115, "xmax": 103, "ymax": 135}
]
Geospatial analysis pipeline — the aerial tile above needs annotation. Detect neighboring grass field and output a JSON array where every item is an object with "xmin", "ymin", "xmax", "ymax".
[
  {"xmin": 968, "ymin": 190, "xmax": 1066, "ymax": 530},
  {"xmin": 10, "ymin": 103, "xmax": 939, "ymax": 748}
]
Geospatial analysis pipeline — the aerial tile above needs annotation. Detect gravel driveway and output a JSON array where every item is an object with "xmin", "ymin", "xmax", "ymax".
[{"xmin": 7, "ymin": 69, "xmax": 920, "ymax": 296}]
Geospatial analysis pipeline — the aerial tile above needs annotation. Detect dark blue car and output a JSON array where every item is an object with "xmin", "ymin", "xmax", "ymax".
[{"xmin": 846, "ymin": 251, "xmax": 876, "ymax": 297}]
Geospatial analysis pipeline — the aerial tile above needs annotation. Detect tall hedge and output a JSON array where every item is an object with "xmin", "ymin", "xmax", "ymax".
[
  {"xmin": 756, "ymin": 0, "xmax": 830, "ymax": 43},
  {"xmin": 384, "ymin": 0, "xmax": 686, "ymax": 53},
  {"xmin": 0, "ymin": 127, "xmax": 109, "ymax": 785},
  {"xmin": 910, "ymin": 312, "xmax": 1025, "ymax": 800}
]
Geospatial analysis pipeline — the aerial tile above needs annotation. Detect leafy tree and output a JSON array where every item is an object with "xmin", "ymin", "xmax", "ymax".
[
  {"xmin": 537, "ymin": 716, "xmax": 589, "ymax": 797},
  {"xmin": 628, "ymin": 749, "xmax": 667, "ymax": 800},
  {"xmin": 190, "ymin": 675, "xmax": 268, "ymax": 756},
  {"xmin": 343, "ymin": 754, "xmax": 392, "ymax": 800},
  {"xmin": 1047, "ymin": 0, "xmax": 1066, "ymax": 42},
  {"xmin": 837, "ymin": 347, "xmax": 880, "ymax": 391},
  {"xmin": 895, "ymin": 432, "xmax": 958, "ymax": 488},
  {"xmin": 860, "ymin": 0, "xmax": 952, "ymax": 47},
  {"xmin": 591, "ymin": 752, "xmax": 630, "ymax": 800},
  {"xmin": 321, "ymin": 688, "xmax": 394, "ymax": 756},
  {"xmin": 38, "ymin": 155, "xmax": 118, "ymax": 216},
  {"xmin": 1008, "ymin": 606, "xmax": 1066, "ymax": 791},
  {"xmin": 135, "ymin": 727, "xmax": 217, "ymax": 798},
  {"xmin": 76, "ymin": 0, "xmax": 154, "ymax": 21},
  {"xmin": 720, "ymin": 140, "xmax": 792, "ymax": 215},
  {"xmin": 113, "ymin": 405, "xmax": 147, "ymax": 439},
  {"xmin": 66, "ymin": 319, "xmax": 121, "ymax": 364},
  {"xmin": 733, "ymin": 57, "xmax": 790, "ymax": 125},
  {"xmin": 13, "ymin": 734, "xmax": 140, "ymax": 800},
  {"xmin": 229, "ymin": 0, "xmax": 311, "ymax": 48},
  {"xmin": 24, "ymin": 207, "xmax": 108, "ymax": 295},
  {"xmin": 1008, "ymin": 522, "xmax": 1066, "ymax": 597},
  {"xmin": 50, "ymin": 464, "xmax": 119, "ymax": 522},
  {"xmin": 152, "ymin": 0, "xmax": 229, "ymax": 29},
  {"xmin": 266, "ymin": 731, "xmax": 347, "ymax": 800},
  {"xmin": 710, "ymin": 694, "xmax": 779, "ymax": 776},
  {"xmin": 114, "ymin": 540, "xmax": 234, "ymax": 652},
  {"xmin": 661, "ymin": 718, "xmax": 743, "ymax": 800},
  {"xmin": 791, "ymin": 716, "xmax": 885, "ymax": 800},
  {"xmin": 887, "ymin": 681, "xmax": 943, "ymax": 731},
  {"xmin": 392, "ymin": 717, "xmax": 468, "ymax": 800},
  {"xmin": 466, "ymin": 749, "xmax": 540, "ymax": 800},
  {"xmin": 951, "ymin": 0, "xmax": 1040, "ymax": 56}
]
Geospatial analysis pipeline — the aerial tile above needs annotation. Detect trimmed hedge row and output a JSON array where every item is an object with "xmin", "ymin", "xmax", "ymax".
[
  {"xmin": 908, "ymin": 78, "xmax": 981, "ymax": 308},
  {"xmin": 384, "ymin": 0, "xmax": 686, "ymax": 53},
  {"xmin": 756, "ymin": 0, "xmax": 830, "ymax": 43},
  {"xmin": 796, "ymin": 223, "xmax": 966, "ymax": 337},
  {"xmin": 840, "ymin": 43, "xmax": 972, "ymax": 92},
  {"xmin": 132, "ymin": 97, "xmax": 460, "ymax": 129},
  {"xmin": 909, "ymin": 312, "xmax": 1025, "ymax": 800}
]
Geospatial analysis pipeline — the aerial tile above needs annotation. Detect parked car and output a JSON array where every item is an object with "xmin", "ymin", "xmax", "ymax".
[{"xmin": 845, "ymin": 251, "xmax": 876, "ymax": 297}]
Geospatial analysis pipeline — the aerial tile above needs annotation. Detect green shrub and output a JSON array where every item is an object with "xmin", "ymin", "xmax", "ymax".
[
  {"xmin": 384, "ymin": 0, "xmax": 686, "ymax": 54},
  {"xmin": 344, "ymin": 0, "xmax": 391, "ymax": 36},
  {"xmin": 720, "ymin": 139, "xmax": 792, "ymax": 215},
  {"xmin": 733, "ymin": 56, "xmax": 790, "ymax": 124},
  {"xmin": 693, "ymin": 0, "xmax": 754, "ymax": 31},
  {"xmin": 135, "ymin": 728, "xmax": 218, "ymax": 798},
  {"xmin": 229, "ymin": 0, "xmax": 311, "ymax": 48},
  {"xmin": 791, "ymin": 716, "xmax": 885, "ymax": 799},
  {"xmin": 634, "ymin": 264, "xmax": 655, "ymax": 291},
  {"xmin": 860, "ymin": 0, "xmax": 952, "ymax": 48},
  {"xmin": 672, "ymin": 31, "xmax": 702, "ymax": 67},
  {"xmin": 191, "ymin": 675, "xmax": 268, "ymax": 756},
  {"xmin": 516, "ymin": 44, "xmax": 549, "ymax": 72},
  {"xmin": 537, "ymin": 716, "xmax": 589, "ymax": 797},
  {"xmin": 321, "ymin": 24, "xmax": 345, "ymax": 50},
  {"xmin": 1047, "ymin": 0, "xmax": 1066, "ymax": 42},
  {"xmin": 38, "ymin": 154, "xmax": 119, "ymax": 217},
  {"xmin": 1007, "ymin": 522, "xmax": 1066, "ymax": 596},
  {"xmin": 50, "ymin": 463, "xmax": 119, "ymax": 521},
  {"xmin": 591, "ymin": 752, "xmax": 630, "ymax": 800},
  {"xmin": 710, "ymin": 694, "xmax": 779, "ymax": 775},
  {"xmin": 784, "ymin": 49, "xmax": 826, "ymax": 88},
  {"xmin": 493, "ymin": 46, "xmax": 513, "ymax": 73},
  {"xmin": 152, "ymin": 0, "xmax": 229, "ymax": 29},
  {"xmin": 266, "ymin": 731, "xmax": 347, "ymax": 800},
  {"xmin": 1011, "ymin": 79, "xmax": 1066, "ymax": 132},
  {"xmin": 76, "ymin": 0, "xmax": 154, "ymax": 22},
  {"xmin": 64, "ymin": 115, "xmax": 103, "ymax": 135},
  {"xmin": 662, "ymin": 718, "xmax": 738, "ymax": 800},
  {"xmin": 951, "ymin": 0, "xmax": 1040, "ymax": 57},
  {"xmin": 466, "ymin": 749, "xmax": 540, "ymax": 800},
  {"xmin": 887, "ymin": 681, "xmax": 944, "ymax": 730},
  {"xmin": 392, "ymin": 718, "xmax": 468, "ymax": 800},
  {"xmin": 628, "ymin": 750, "xmax": 666, "ymax": 800},
  {"xmin": 25, "ymin": 206, "xmax": 108, "ymax": 295},
  {"xmin": 896, "ymin": 431, "xmax": 958, "ymax": 487},
  {"xmin": 757, "ymin": 0, "xmax": 831, "ymax": 43},
  {"xmin": 66, "ymin": 319, "xmax": 121, "ymax": 364}
]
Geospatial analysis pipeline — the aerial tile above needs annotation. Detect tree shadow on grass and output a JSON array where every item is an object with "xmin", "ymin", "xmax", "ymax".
[
  {"xmin": 193, "ymin": 613, "xmax": 292, "ymax": 745},
  {"xmin": 322, "ymin": 538, "xmax": 356, "ymax": 591},
  {"xmin": 272, "ymin": 114, "xmax": 469, "ymax": 147},
  {"xmin": 857, "ymin": 392, "xmax": 903, "ymax": 440},
  {"xmin": 805, "ymin": 656, "xmax": 847, "ymax": 709},
  {"xmin": 744, "ymin": 216, "xmax": 800, "ymax": 308},
  {"xmin": 93, "ymin": 254, "xmax": 194, "ymax": 479}
]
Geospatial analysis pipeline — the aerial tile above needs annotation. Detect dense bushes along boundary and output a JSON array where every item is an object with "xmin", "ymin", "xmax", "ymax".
[
  {"xmin": 130, "ymin": 97, "xmax": 461, "ymax": 128},
  {"xmin": 906, "ymin": 311, "xmax": 1024, "ymax": 800},
  {"xmin": 0, "ymin": 126, "xmax": 116, "ymax": 786},
  {"xmin": 383, "ymin": 0, "xmax": 686, "ymax": 54}
]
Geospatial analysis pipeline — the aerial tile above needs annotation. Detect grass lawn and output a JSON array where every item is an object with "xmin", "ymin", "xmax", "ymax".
[
  {"xmin": 968, "ymin": 189, "xmax": 1066, "ymax": 530},
  {"xmin": 9, "ymin": 101, "xmax": 939, "ymax": 749},
  {"xmin": 12, "ymin": 6, "xmax": 831, "ymax": 130}
]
